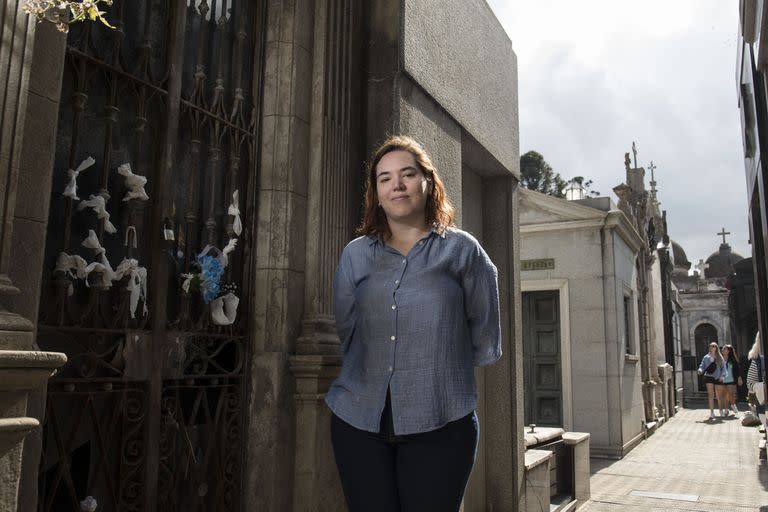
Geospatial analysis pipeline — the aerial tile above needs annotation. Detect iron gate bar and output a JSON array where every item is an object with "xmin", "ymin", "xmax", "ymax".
[
  {"xmin": 64, "ymin": 48, "xmax": 256, "ymax": 136},
  {"xmin": 144, "ymin": 1, "xmax": 187, "ymax": 508}
]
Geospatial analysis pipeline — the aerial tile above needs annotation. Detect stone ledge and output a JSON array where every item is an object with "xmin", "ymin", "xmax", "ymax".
[
  {"xmin": 0, "ymin": 350, "xmax": 67, "ymax": 391},
  {"xmin": 0, "ymin": 417, "xmax": 39, "ymax": 456},
  {"xmin": 524, "ymin": 426, "xmax": 564, "ymax": 447},
  {"xmin": 562, "ymin": 431, "xmax": 590, "ymax": 445},
  {"xmin": 0, "ymin": 351, "xmax": 67, "ymax": 368},
  {"xmin": 524, "ymin": 448, "xmax": 552, "ymax": 470}
]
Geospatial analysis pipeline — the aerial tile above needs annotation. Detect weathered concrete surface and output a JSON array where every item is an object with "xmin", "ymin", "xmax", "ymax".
[
  {"xmin": 403, "ymin": 0, "xmax": 518, "ymax": 175},
  {"xmin": 581, "ymin": 407, "xmax": 768, "ymax": 511}
]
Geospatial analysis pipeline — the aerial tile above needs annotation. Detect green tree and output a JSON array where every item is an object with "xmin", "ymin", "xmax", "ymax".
[{"xmin": 520, "ymin": 150, "xmax": 567, "ymax": 198}]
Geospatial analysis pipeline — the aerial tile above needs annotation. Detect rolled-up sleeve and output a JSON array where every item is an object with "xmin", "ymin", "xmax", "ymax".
[
  {"xmin": 333, "ymin": 249, "xmax": 356, "ymax": 355},
  {"xmin": 462, "ymin": 245, "xmax": 502, "ymax": 366}
]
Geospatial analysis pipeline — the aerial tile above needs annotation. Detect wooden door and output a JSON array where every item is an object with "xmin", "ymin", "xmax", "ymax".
[{"xmin": 523, "ymin": 291, "xmax": 563, "ymax": 427}]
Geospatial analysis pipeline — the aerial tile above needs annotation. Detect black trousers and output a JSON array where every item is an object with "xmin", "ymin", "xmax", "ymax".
[{"xmin": 330, "ymin": 394, "xmax": 479, "ymax": 512}]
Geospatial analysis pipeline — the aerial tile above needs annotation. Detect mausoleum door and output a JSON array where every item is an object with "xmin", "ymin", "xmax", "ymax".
[
  {"xmin": 523, "ymin": 291, "xmax": 563, "ymax": 427},
  {"xmin": 34, "ymin": 2, "xmax": 265, "ymax": 510}
]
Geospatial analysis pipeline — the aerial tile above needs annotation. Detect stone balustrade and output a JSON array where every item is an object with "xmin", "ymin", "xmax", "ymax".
[
  {"xmin": 0, "ymin": 350, "xmax": 66, "ymax": 511},
  {"xmin": 523, "ymin": 426, "xmax": 591, "ymax": 512}
]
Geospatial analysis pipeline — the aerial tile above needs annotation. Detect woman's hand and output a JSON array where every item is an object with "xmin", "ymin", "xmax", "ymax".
[
  {"xmin": 697, "ymin": 369, "xmax": 703, "ymax": 375},
  {"xmin": 738, "ymin": 377, "xmax": 744, "ymax": 386}
]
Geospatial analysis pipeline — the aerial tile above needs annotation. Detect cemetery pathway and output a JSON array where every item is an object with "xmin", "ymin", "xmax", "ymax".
[{"xmin": 580, "ymin": 407, "xmax": 768, "ymax": 511}]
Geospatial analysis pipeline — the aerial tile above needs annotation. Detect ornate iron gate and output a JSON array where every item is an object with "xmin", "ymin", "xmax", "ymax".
[{"xmin": 36, "ymin": 1, "xmax": 264, "ymax": 510}]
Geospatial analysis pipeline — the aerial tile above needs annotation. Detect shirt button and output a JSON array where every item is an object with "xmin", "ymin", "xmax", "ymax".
[
  {"xmin": 388, "ymin": 366, "xmax": 393, "ymax": 372},
  {"xmin": 394, "ymin": 280, "xmax": 399, "ymax": 285},
  {"xmin": 390, "ymin": 335, "xmax": 396, "ymax": 341},
  {"xmin": 402, "ymin": 259, "xmax": 406, "ymax": 264},
  {"xmin": 391, "ymin": 304, "xmax": 396, "ymax": 310}
]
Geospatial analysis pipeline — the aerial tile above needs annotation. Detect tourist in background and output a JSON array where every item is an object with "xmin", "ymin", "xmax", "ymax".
[
  {"xmin": 325, "ymin": 135, "xmax": 502, "ymax": 511},
  {"xmin": 720, "ymin": 344, "xmax": 742, "ymax": 417},
  {"xmin": 747, "ymin": 332, "xmax": 766, "ymax": 431},
  {"xmin": 698, "ymin": 342, "xmax": 725, "ymax": 420}
]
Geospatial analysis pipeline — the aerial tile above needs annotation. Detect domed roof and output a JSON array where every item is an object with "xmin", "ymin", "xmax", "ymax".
[
  {"xmin": 704, "ymin": 243, "xmax": 744, "ymax": 279},
  {"xmin": 670, "ymin": 240, "xmax": 691, "ymax": 273}
]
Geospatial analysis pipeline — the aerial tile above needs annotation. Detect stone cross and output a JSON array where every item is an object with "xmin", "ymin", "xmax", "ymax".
[
  {"xmin": 648, "ymin": 161, "xmax": 657, "ymax": 194},
  {"xmin": 717, "ymin": 227, "xmax": 731, "ymax": 244},
  {"xmin": 693, "ymin": 258, "xmax": 709, "ymax": 277}
]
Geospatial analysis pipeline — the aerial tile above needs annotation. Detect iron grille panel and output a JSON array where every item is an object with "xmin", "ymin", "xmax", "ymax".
[{"xmin": 37, "ymin": 1, "xmax": 265, "ymax": 510}]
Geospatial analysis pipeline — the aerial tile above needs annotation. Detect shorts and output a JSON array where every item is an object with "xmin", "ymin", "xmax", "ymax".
[
  {"xmin": 715, "ymin": 380, "xmax": 730, "ymax": 386},
  {"xmin": 703, "ymin": 375, "xmax": 717, "ymax": 385}
]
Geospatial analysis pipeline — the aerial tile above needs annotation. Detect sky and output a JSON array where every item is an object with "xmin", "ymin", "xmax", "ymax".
[{"xmin": 486, "ymin": 0, "xmax": 749, "ymax": 266}]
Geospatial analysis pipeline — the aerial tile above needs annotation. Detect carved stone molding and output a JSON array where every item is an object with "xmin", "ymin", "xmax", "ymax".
[
  {"xmin": 295, "ymin": 315, "xmax": 342, "ymax": 356},
  {"xmin": 0, "ymin": 350, "xmax": 66, "ymax": 511}
]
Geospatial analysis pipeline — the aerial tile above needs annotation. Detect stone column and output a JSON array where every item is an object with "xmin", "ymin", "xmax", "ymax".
[
  {"xmin": 479, "ymin": 176, "xmax": 524, "ymax": 511},
  {"xmin": 0, "ymin": 5, "xmax": 37, "ymax": 510},
  {"xmin": 0, "ymin": 351, "xmax": 65, "ymax": 512},
  {"xmin": 245, "ymin": 0, "xmax": 315, "ymax": 509},
  {"xmin": 0, "ymin": 4, "xmax": 68, "ymax": 511},
  {"xmin": 289, "ymin": 0, "xmax": 361, "ymax": 508},
  {"xmin": 0, "ymin": 0, "xmax": 36, "ymax": 347}
]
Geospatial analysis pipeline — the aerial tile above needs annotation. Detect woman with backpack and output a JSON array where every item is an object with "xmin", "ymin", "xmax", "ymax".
[{"xmin": 697, "ymin": 342, "xmax": 725, "ymax": 420}]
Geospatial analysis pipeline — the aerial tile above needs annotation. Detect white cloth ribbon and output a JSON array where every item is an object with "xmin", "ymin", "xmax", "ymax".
[
  {"xmin": 62, "ymin": 156, "xmax": 95, "ymax": 200},
  {"xmin": 210, "ymin": 292, "xmax": 239, "ymax": 325},
  {"xmin": 78, "ymin": 195, "xmax": 117, "ymax": 234},
  {"xmin": 180, "ymin": 273, "xmax": 194, "ymax": 293},
  {"xmin": 220, "ymin": 238, "xmax": 237, "ymax": 267},
  {"xmin": 81, "ymin": 230, "xmax": 115, "ymax": 287},
  {"xmin": 113, "ymin": 258, "xmax": 148, "ymax": 318},
  {"xmin": 54, "ymin": 252, "xmax": 88, "ymax": 295},
  {"xmin": 118, "ymin": 163, "xmax": 149, "ymax": 202},
  {"xmin": 228, "ymin": 190, "xmax": 242, "ymax": 236}
]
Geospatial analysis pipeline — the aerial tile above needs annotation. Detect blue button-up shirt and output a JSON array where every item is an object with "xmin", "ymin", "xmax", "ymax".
[{"xmin": 324, "ymin": 227, "xmax": 502, "ymax": 435}]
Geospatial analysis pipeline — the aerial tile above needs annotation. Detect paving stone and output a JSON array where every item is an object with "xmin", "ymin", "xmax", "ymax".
[{"xmin": 580, "ymin": 407, "xmax": 768, "ymax": 511}]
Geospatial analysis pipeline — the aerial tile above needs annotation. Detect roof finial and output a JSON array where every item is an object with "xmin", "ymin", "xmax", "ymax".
[
  {"xmin": 632, "ymin": 141, "xmax": 638, "ymax": 169},
  {"xmin": 648, "ymin": 160, "xmax": 658, "ymax": 198}
]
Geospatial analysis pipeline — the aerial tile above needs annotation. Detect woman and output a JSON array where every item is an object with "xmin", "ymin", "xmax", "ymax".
[
  {"xmin": 697, "ymin": 342, "xmax": 725, "ymax": 420},
  {"xmin": 747, "ymin": 332, "xmax": 766, "ymax": 430},
  {"xmin": 723, "ymin": 345, "xmax": 744, "ymax": 416},
  {"xmin": 325, "ymin": 135, "xmax": 502, "ymax": 511},
  {"xmin": 720, "ymin": 344, "xmax": 742, "ymax": 417}
]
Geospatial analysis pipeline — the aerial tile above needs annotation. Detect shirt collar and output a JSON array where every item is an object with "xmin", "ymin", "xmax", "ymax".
[{"xmin": 367, "ymin": 226, "xmax": 445, "ymax": 246}]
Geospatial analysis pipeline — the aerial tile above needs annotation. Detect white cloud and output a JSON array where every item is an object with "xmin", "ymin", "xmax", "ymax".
[{"xmin": 487, "ymin": 0, "xmax": 748, "ymax": 262}]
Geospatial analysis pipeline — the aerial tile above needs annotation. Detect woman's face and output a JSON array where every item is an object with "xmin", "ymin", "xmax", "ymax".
[
  {"xmin": 722, "ymin": 346, "xmax": 730, "ymax": 358},
  {"xmin": 709, "ymin": 344, "xmax": 717, "ymax": 355},
  {"xmin": 375, "ymin": 150, "xmax": 431, "ymax": 227}
]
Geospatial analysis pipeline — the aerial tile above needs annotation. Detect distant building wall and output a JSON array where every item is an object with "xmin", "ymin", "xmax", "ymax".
[{"xmin": 520, "ymin": 190, "xmax": 645, "ymax": 458}]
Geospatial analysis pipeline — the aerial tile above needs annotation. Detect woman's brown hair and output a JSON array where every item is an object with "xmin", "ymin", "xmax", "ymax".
[{"xmin": 357, "ymin": 135, "xmax": 454, "ymax": 238}]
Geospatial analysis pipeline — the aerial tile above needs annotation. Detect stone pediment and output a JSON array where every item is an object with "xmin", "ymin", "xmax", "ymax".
[{"xmin": 519, "ymin": 188, "xmax": 607, "ymax": 226}]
